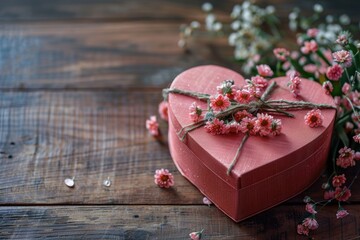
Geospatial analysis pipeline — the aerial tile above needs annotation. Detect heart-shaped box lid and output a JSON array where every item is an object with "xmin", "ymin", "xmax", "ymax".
[{"xmin": 168, "ymin": 65, "xmax": 336, "ymax": 189}]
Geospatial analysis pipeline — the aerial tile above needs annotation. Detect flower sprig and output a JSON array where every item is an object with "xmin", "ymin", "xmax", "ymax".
[{"xmin": 164, "ymin": 77, "xmax": 335, "ymax": 174}]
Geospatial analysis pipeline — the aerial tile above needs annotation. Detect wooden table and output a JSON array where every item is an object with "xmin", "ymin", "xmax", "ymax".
[{"xmin": 1, "ymin": 1, "xmax": 359, "ymax": 239}]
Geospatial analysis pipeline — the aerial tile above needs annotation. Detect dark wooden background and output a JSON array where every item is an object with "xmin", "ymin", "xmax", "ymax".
[{"xmin": 0, "ymin": 0, "xmax": 360, "ymax": 239}]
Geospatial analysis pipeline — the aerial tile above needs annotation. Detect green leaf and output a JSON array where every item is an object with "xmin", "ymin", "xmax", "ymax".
[
  {"xmin": 288, "ymin": 58, "xmax": 314, "ymax": 79},
  {"xmin": 336, "ymin": 126, "xmax": 349, "ymax": 147}
]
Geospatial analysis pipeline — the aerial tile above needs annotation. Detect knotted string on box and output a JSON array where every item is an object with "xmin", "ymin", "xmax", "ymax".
[{"xmin": 163, "ymin": 81, "xmax": 336, "ymax": 175}]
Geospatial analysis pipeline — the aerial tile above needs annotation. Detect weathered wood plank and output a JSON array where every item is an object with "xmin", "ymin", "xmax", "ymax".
[
  {"xmin": 0, "ymin": 90, "xmax": 203, "ymax": 204},
  {"xmin": 0, "ymin": 22, "xmax": 233, "ymax": 89},
  {"xmin": 1, "ymin": 205, "xmax": 359, "ymax": 239},
  {"xmin": 0, "ymin": 0, "xmax": 358, "ymax": 22},
  {"xmin": 0, "ymin": 91, "xmax": 359, "ymax": 205}
]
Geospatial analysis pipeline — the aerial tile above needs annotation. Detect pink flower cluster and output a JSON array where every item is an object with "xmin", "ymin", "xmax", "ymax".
[
  {"xmin": 273, "ymin": 48, "xmax": 290, "ymax": 61},
  {"xmin": 256, "ymin": 64, "xmax": 273, "ymax": 77},
  {"xmin": 326, "ymin": 64, "xmax": 343, "ymax": 81},
  {"xmin": 333, "ymin": 50, "xmax": 352, "ymax": 67},
  {"xmin": 146, "ymin": 116, "xmax": 160, "ymax": 136},
  {"xmin": 205, "ymin": 111, "xmax": 282, "ymax": 137},
  {"xmin": 336, "ymin": 146, "xmax": 356, "ymax": 168},
  {"xmin": 301, "ymin": 40, "xmax": 318, "ymax": 54},
  {"xmin": 288, "ymin": 72, "xmax": 301, "ymax": 97},
  {"xmin": 189, "ymin": 102, "xmax": 203, "ymax": 122},
  {"xmin": 216, "ymin": 79, "xmax": 237, "ymax": 100}
]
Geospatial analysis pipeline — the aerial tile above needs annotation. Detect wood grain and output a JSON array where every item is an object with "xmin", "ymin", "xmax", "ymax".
[
  {"xmin": 0, "ymin": 22, "xmax": 233, "ymax": 90},
  {"xmin": 1, "ymin": 0, "xmax": 360, "ymax": 239},
  {"xmin": 1, "ymin": 205, "xmax": 360, "ymax": 239},
  {"xmin": 0, "ymin": 91, "xmax": 203, "ymax": 204},
  {"xmin": 0, "ymin": 0, "xmax": 358, "ymax": 22}
]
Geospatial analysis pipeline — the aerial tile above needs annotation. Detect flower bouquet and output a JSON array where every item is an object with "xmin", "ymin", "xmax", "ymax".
[{"xmin": 147, "ymin": 1, "xmax": 360, "ymax": 238}]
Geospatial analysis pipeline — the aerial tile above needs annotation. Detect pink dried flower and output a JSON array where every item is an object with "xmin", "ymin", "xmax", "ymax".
[
  {"xmin": 210, "ymin": 95, "xmax": 230, "ymax": 111},
  {"xmin": 189, "ymin": 102, "xmax": 203, "ymax": 122},
  {"xmin": 189, "ymin": 230, "xmax": 203, "ymax": 240},
  {"xmin": 251, "ymin": 75, "xmax": 268, "ymax": 89},
  {"xmin": 158, "ymin": 101, "xmax": 169, "ymax": 121},
  {"xmin": 355, "ymin": 152, "xmax": 360, "ymax": 160},
  {"xmin": 304, "ymin": 109, "xmax": 323, "ymax": 128},
  {"xmin": 270, "ymin": 119, "xmax": 282, "ymax": 136},
  {"xmin": 256, "ymin": 64, "xmax": 273, "ymax": 77},
  {"xmin": 333, "ymin": 50, "xmax": 352, "ymax": 67},
  {"xmin": 297, "ymin": 224, "xmax": 309, "ymax": 236},
  {"xmin": 227, "ymin": 121, "xmax": 241, "ymax": 134},
  {"xmin": 332, "ymin": 174, "xmax": 346, "ymax": 187},
  {"xmin": 239, "ymin": 117, "xmax": 257, "ymax": 135},
  {"xmin": 336, "ymin": 146, "xmax": 355, "ymax": 168},
  {"xmin": 305, "ymin": 203, "xmax": 317, "ymax": 214},
  {"xmin": 234, "ymin": 110, "xmax": 253, "ymax": 123},
  {"xmin": 288, "ymin": 74, "xmax": 301, "ymax": 97},
  {"xmin": 336, "ymin": 31, "xmax": 351, "ymax": 46},
  {"xmin": 336, "ymin": 209, "xmax": 349, "ymax": 219},
  {"xmin": 302, "ymin": 217, "xmax": 319, "ymax": 230},
  {"xmin": 216, "ymin": 80, "xmax": 237, "ymax": 100},
  {"xmin": 353, "ymin": 134, "xmax": 360, "ymax": 143},
  {"xmin": 350, "ymin": 90, "xmax": 360, "ymax": 106},
  {"xmin": 335, "ymin": 186, "xmax": 351, "ymax": 202},
  {"xmin": 342, "ymin": 82, "xmax": 351, "ymax": 94},
  {"xmin": 154, "ymin": 169, "xmax": 174, "ymax": 188},
  {"xmin": 255, "ymin": 113, "xmax": 273, "ymax": 137},
  {"xmin": 235, "ymin": 89, "xmax": 253, "ymax": 104},
  {"xmin": 324, "ymin": 190, "xmax": 335, "ymax": 200},
  {"xmin": 286, "ymin": 69, "xmax": 300, "ymax": 78},
  {"xmin": 307, "ymin": 28, "xmax": 319, "ymax": 38},
  {"xmin": 273, "ymin": 48, "xmax": 290, "ymax": 61},
  {"xmin": 326, "ymin": 64, "xmax": 343, "ymax": 81},
  {"xmin": 322, "ymin": 81, "xmax": 333, "ymax": 95},
  {"xmin": 301, "ymin": 40, "xmax": 318, "ymax": 54},
  {"xmin": 205, "ymin": 118, "xmax": 227, "ymax": 135},
  {"xmin": 245, "ymin": 84, "xmax": 262, "ymax": 98},
  {"xmin": 146, "ymin": 116, "xmax": 160, "ymax": 136},
  {"xmin": 202, "ymin": 197, "xmax": 212, "ymax": 206}
]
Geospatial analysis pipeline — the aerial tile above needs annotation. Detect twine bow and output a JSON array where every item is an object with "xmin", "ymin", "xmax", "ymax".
[{"xmin": 163, "ymin": 81, "xmax": 336, "ymax": 175}]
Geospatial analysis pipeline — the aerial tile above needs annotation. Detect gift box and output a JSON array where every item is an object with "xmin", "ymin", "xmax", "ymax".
[{"xmin": 167, "ymin": 65, "xmax": 336, "ymax": 221}]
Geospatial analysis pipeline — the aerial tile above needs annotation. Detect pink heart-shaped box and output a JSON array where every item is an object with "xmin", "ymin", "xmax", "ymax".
[{"xmin": 168, "ymin": 65, "xmax": 336, "ymax": 221}]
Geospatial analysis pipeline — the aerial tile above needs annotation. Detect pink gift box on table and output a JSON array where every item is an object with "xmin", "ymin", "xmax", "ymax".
[{"xmin": 167, "ymin": 65, "xmax": 336, "ymax": 221}]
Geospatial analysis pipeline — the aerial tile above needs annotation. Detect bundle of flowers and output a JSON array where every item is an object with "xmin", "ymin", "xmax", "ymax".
[{"xmin": 147, "ymin": 2, "xmax": 360, "ymax": 238}]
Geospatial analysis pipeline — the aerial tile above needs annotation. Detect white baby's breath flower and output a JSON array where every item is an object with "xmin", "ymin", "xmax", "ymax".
[
  {"xmin": 339, "ymin": 14, "xmax": 351, "ymax": 25},
  {"xmin": 289, "ymin": 12, "xmax": 298, "ymax": 20},
  {"xmin": 313, "ymin": 4, "xmax": 323, "ymax": 13},
  {"xmin": 202, "ymin": 2, "xmax": 213, "ymax": 12},
  {"xmin": 190, "ymin": 21, "xmax": 200, "ymax": 29},
  {"xmin": 289, "ymin": 20, "xmax": 297, "ymax": 31},
  {"xmin": 326, "ymin": 15, "xmax": 334, "ymax": 23},
  {"xmin": 327, "ymin": 24, "xmax": 342, "ymax": 33},
  {"xmin": 266, "ymin": 5, "xmax": 275, "ymax": 14},
  {"xmin": 213, "ymin": 22, "xmax": 223, "ymax": 31},
  {"xmin": 242, "ymin": 9, "xmax": 253, "ymax": 22},
  {"xmin": 235, "ymin": 46, "xmax": 249, "ymax": 60},
  {"xmin": 231, "ymin": 20, "xmax": 241, "ymax": 30},
  {"xmin": 242, "ymin": 1, "xmax": 250, "ymax": 9},
  {"xmin": 231, "ymin": 5, "xmax": 242, "ymax": 18},
  {"xmin": 228, "ymin": 33, "xmax": 238, "ymax": 46},
  {"xmin": 206, "ymin": 14, "xmax": 216, "ymax": 30}
]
